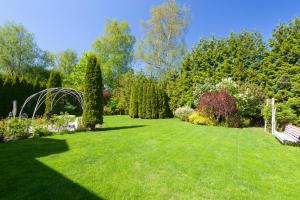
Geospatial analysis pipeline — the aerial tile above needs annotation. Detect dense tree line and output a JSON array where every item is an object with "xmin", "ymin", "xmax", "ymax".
[
  {"xmin": 129, "ymin": 76, "xmax": 171, "ymax": 119},
  {"xmin": 166, "ymin": 18, "xmax": 300, "ymax": 118},
  {"xmin": 0, "ymin": 74, "xmax": 45, "ymax": 118}
]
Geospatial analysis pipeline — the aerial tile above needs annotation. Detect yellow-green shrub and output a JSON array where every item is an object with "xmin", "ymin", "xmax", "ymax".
[{"xmin": 188, "ymin": 112, "xmax": 216, "ymax": 126}]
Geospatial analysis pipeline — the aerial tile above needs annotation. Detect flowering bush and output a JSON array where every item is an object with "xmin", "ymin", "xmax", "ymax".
[
  {"xmin": 188, "ymin": 112, "xmax": 216, "ymax": 125},
  {"xmin": 198, "ymin": 91, "xmax": 237, "ymax": 121},
  {"xmin": 193, "ymin": 82, "xmax": 216, "ymax": 106},
  {"xmin": 216, "ymin": 78, "xmax": 238, "ymax": 96},
  {"xmin": 174, "ymin": 106, "xmax": 194, "ymax": 121}
]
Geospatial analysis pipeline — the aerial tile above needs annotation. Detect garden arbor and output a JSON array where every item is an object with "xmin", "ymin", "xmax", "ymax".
[{"xmin": 19, "ymin": 87, "xmax": 84, "ymax": 120}]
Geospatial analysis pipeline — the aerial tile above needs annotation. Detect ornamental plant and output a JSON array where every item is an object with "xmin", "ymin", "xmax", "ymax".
[
  {"xmin": 198, "ymin": 91, "xmax": 237, "ymax": 122},
  {"xmin": 174, "ymin": 106, "xmax": 194, "ymax": 121}
]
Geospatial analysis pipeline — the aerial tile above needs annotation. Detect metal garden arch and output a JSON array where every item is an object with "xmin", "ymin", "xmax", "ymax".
[{"xmin": 19, "ymin": 87, "xmax": 84, "ymax": 120}]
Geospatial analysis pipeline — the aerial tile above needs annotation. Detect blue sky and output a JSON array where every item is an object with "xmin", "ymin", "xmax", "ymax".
[{"xmin": 0, "ymin": 0, "xmax": 299, "ymax": 55}]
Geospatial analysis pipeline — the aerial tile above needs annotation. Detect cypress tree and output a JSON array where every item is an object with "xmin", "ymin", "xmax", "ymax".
[
  {"xmin": 141, "ymin": 80, "xmax": 148, "ymax": 119},
  {"xmin": 138, "ymin": 79, "xmax": 144, "ymax": 118},
  {"xmin": 151, "ymin": 82, "xmax": 158, "ymax": 119},
  {"xmin": 129, "ymin": 78, "xmax": 138, "ymax": 118},
  {"xmin": 82, "ymin": 53, "xmax": 103, "ymax": 130},
  {"xmin": 157, "ymin": 85, "xmax": 164, "ymax": 118},
  {"xmin": 44, "ymin": 71, "xmax": 62, "ymax": 116},
  {"xmin": 145, "ymin": 81, "xmax": 152, "ymax": 119}
]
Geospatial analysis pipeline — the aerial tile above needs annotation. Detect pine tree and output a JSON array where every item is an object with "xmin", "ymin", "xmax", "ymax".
[
  {"xmin": 44, "ymin": 71, "xmax": 62, "ymax": 116},
  {"xmin": 82, "ymin": 53, "xmax": 103, "ymax": 130}
]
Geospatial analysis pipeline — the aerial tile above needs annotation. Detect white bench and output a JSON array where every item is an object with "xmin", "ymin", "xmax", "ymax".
[{"xmin": 274, "ymin": 124, "xmax": 300, "ymax": 144}]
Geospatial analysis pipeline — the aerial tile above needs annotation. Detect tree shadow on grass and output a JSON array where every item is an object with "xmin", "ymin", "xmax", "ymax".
[
  {"xmin": 96, "ymin": 125, "xmax": 146, "ymax": 132},
  {"xmin": 0, "ymin": 138, "xmax": 103, "ymax": 200}
]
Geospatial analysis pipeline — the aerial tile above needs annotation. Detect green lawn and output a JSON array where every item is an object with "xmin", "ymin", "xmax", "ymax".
[{"xmin": 1, "ymin": 115, "xmax": 300, "ymax": 200}]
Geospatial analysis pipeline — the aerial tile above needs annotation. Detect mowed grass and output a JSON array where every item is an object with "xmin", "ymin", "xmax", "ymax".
[{"xmin": 1, "ymin": 115, "xmax": 300, "ymax": 200}]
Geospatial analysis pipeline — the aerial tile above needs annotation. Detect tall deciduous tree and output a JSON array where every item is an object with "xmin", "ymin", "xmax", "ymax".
[
  {"xmin": 136, "ymin": 0, "xmax": 190, "ymax": 77},
  {"xmin": 82, "ymin": 53, "xmax": 103, "ymax": 130},
  {"xmin": 93, "ymin": 20, "xmax": 135, "ymax": 90},
  {"xmin": 56, "ymin": 49, "xmax": 78, "ymax": 75},
  {"xmin": 0, "ymin": 22, "xmax": 54, "ymax": 78}
]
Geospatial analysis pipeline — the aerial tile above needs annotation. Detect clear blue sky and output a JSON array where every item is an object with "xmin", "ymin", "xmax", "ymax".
[{"xmin": 0, "ymin": 0, "xmax": 299, "ymax": 55}]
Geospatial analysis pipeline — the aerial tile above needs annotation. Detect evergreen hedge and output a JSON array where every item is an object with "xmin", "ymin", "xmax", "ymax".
[
  {"xmin": 129, "ymin": 76, "xmax": 171, "ymax": 119},
  {"xmin": 0, "ymin": 74, "xmax": 45, "ymax": 118}
]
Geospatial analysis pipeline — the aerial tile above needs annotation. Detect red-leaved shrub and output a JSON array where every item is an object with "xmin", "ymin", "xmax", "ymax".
[
  {"xmin": 103, "ymin": 88, "xmax": 110, "ymax": 105},
  {"xmin": 197, "ymin": 91, "xmax": 237, "ymax": 121}
]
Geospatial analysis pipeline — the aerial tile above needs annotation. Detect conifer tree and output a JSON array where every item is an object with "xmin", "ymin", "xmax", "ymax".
[
  {"xmin": 82, "ymin": 53, "xmax": 103, "ymax": 130},
  {"xmin": 145, "ymin": 81, "xmax": 152, "ymax": 118},
  {"xmin": 138, "ymin": 79, "xmax": 144, "ymax": 118},
  {"xmin": 129, "ymin": 78, "xmax": 138, "ymax": 118},
  {"xmin": 141, "ymin": 80, "xmax": 148, "ymax": 119},
  {"xmin": 151, "ymin": 82, "xmax": 158, "ymax": 118}
]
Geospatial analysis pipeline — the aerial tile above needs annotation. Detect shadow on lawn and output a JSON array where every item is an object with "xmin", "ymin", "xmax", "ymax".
[
  {"xmin": 97, "ymin": 125, "xmax": 146, "ymax": 132},
  {"xmin": 0, "ymin": 138, "xmax": 104, "ymax": 200}
]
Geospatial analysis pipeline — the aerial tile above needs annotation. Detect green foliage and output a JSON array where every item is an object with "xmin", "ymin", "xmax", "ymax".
[
  {"xmin": 0, "ymin": 73, "xmax": 46, "ymax": 118},
  {"xmin": 225, "ymin": 113, "xmax": 241, "ymax": 128},
  {"xmin": 1, "ymin": 118, "xmax": 31, "ymax": 140},
  {"xmin": 188, "ymin": 112, "xmax": 216, "ymax": 126},
  {"xmin": 64, "ymin": 52, "xmax": 88, "ymax": 91},
  {"xmin": 261, "ymin": 18, "xmax": 300, "ymax": 102},
  {"xmin": 0, "ymin": 22, "xmax": 54, "ymax": 79},
  {"xmin": 56, "ymin": 49, "xmax": 78, "ymax": 75},
  {"xmin": 93, "ymin": 20, "xmax": 135, "ymax": 90},
  {"xmin": 112, "ymin": 70, "xmax": 134, "ymax": 115},
  {"xmin": 275, "ymin": 103, "xmax": 298, "ymax": 127},
  {"xmin": 167, "ymin": 30, "xmax": 266, "ymax": 112},
  {"xmin": 44, "ymin": 71, "xmax": 62, "ymax": 116},
  {"xmin": 82, "ymin": 53, "xmax": 103, "ymax": 130},
  {"xmin": 129, "ymin": 79, "xmax": 139, "ymax": 118},
  {"xmin": 129, "ymin": 76, "xmax": 170, "ymax": 119}
]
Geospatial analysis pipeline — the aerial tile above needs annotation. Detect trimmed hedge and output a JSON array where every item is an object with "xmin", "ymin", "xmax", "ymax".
[{"xmin": 0, "ymin": 74, "xmax": 45, "ymax": 118}]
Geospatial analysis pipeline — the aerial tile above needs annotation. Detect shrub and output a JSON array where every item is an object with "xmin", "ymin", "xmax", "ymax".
[
  {"xmin": 82, "ymin": 53, "xmax": 103, "ymax": 130},
  {"xmin": 3, "ymin": 118, "xmax": 31, "ymax": 140},
  {"xmin": 188, "ymin": 112, "xmax": 216, "ymax": 125},
  {"xmin": 275, "ymin": 103, "xmax": 298, "ymax": 128},
  {"xmin": 236, "ymin": 83, "xmax": 265, "ymax": 119},
  {"xmin": 225, "ymin": 113, "xmax": 241, "ymax": 128},
  {"xmin": 198, "ymin": 91, "xmax": 237, "ymax": 121},
  {"xmin": 49, "ymin": 114, "xmax": 76, "ymax": 133},
  {"xmin": 103, "ymin": 88, "xmax": 110, "ymax": 105},
  {"xmin": 193, "ymin": 82, "xmax": 216, "ymax": 107},
  {"xmin": 174, "ymin": 106, "xmax": 194, "ymax": 121},
  {"xmin": 33, "ymin": 126, "xmax": 51, "ymax": 137},
  {"xmin": 241, "ymin": 118, "xmax": 251, "ymax": 127},
  {"xmin": 216, "ymin": 78, "xmax": 239, "ymax": 96}
]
